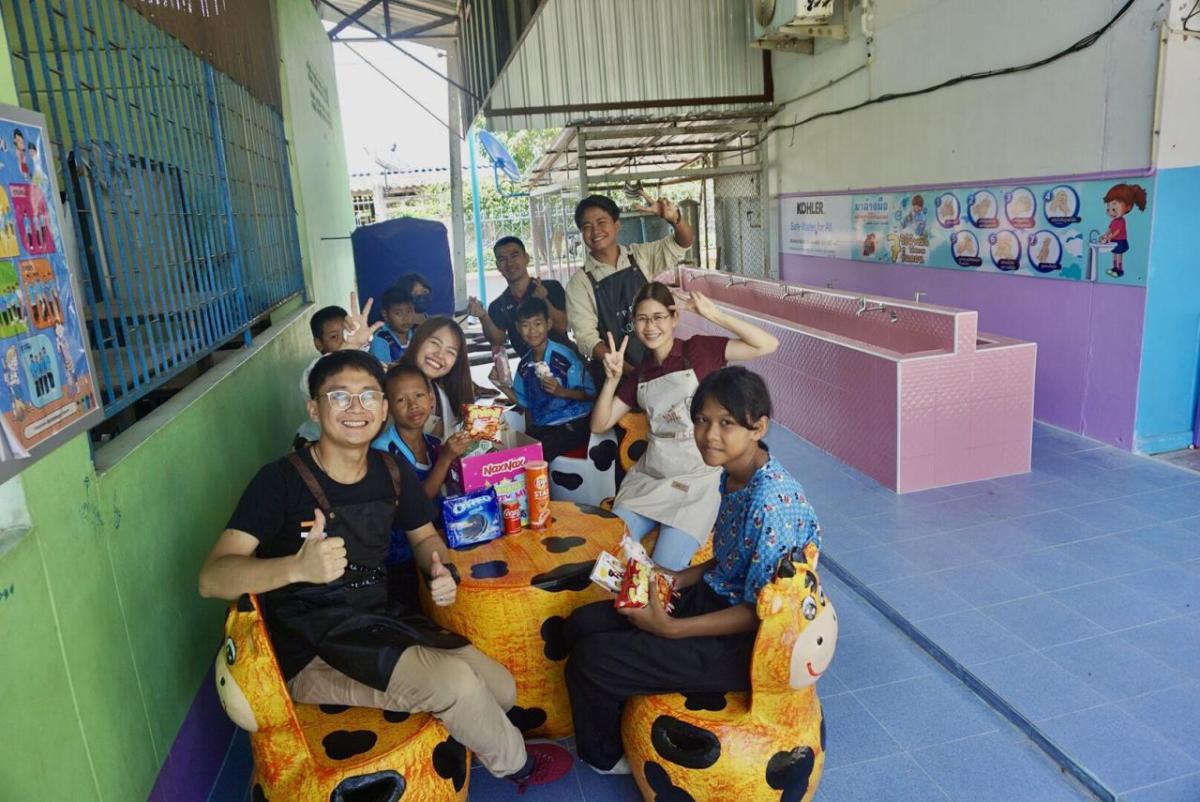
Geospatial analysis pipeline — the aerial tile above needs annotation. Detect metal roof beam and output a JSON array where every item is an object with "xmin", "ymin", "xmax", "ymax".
[{"xmin": 327, "ymin": 0, "xmax": 385, "ymax": 38}]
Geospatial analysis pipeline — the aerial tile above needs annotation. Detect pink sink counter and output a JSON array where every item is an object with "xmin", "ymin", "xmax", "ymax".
[{"xmin": 674, "ymin": 267, "xmax": 1036, "ymax": 493}]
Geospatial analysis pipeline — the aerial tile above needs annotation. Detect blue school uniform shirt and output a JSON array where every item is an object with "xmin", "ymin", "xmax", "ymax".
[
  {"xmin": 704, "ymin": 455, "xmax": 822, "ymax": 606},
  {"xmin": 369, "ymin": 327, "xmax": 410, "ymax": 364},
  {"xmin": 371, "ymin": 424, "xmax": 443, "ymax": 562},
  {"xmin": 514, "ymin": 340, "xmax": 594, "ymax": 427}
]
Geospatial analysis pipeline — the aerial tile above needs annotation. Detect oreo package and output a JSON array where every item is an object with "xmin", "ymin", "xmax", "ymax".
[{"xmin": 442, "ymin": 486, "xmax": 503, "ymax": 549}]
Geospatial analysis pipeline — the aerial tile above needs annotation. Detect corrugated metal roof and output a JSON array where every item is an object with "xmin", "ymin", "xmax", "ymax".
[
  {"xmin": 482, "ymin": 0, "xmax": 770, "ymax": 131},
  {"xmin": 317, "ymin": 0, "xmax": 459, "ymax": 46}
]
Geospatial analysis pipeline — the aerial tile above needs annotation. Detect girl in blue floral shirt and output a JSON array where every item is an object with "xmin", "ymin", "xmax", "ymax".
[{"xmin": 564, "ymin": 366, "xmax": 821, "ymax": 774}]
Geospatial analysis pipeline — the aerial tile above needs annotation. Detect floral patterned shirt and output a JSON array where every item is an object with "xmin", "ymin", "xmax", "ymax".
[{"xmin": 703, "ymin": 455, "xmax": 821, "ymax": 605}]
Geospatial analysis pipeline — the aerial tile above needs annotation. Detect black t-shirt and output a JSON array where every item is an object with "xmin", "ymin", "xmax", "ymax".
[
  {"xmin": 487, "ymin": 279, "xmax": 570, "ymax": 356},
  {"xmin": 227, "ymin": 449, "xmax": 434, "ymax": 679},
  {"xmin": 227, "ymin": 448, "xmax": 434, "ymax": 558}
]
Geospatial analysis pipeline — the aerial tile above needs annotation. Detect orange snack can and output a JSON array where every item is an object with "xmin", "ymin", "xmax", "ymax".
[{"xmin": 525, "ymin": 460, "xmax": 551, "ymax": 530}]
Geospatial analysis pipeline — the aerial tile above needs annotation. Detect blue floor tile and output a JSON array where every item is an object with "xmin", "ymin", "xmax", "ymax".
[
  {"xmin": 1002, "ymin": 478, "xmax": 1109, "ymax": 511},
  {"xmin": 1053, "ymin": 534, "xmax": 1171, "ymax": 579},
  {"xmin": 1038, "ymin": 705, "xmax": 1200, "ymax": 793},
  {"xmin": 818, "ymin": 691, "xmax": 903, "ymax": 769},
  {"xmin": 1104, "ymin": 462, "xmax": 1198, "ymax": 494},
  {"xmin": 853, "ymin": 672, "xmax": 1003, "ymax": 749},
  {"xmin": 970, "ymin": 652, "xmax": 1107, "ymax": 721},
  {"xmin": 1069, "ymin": 447, "xmax": 1150, "ymax": 473},
  {"xmin": 821, "ymin": 518, "xmax": 882, "ymax": 554},
  {"xmin": 914, "ymin": 730, "xmax": 1090, "ymax": 802},
  {"xmin": 1061, "ymin": 499, "xmax": 1152, "ymax": 534},
  {"xmin": 823, "ymin": 632, "xmax": 933, "ymax": 692},
  {"xmin": 982, "ymin": 594, "xmax": 1106, "ymax": 649},
  {"xmin": 1118, "ymin": 565, "xmax": 1200, "ymax": 614},
  {"xmin": 1127, "ymin": 522, "xmax": 1200, "ymax": 562},
  {"xmin": 1122, "ymin": 772, "xmax": 1200, "ymax": 802},
  {"xmin": 1130, "ymin": 484, "xmax": 1200, "ymax": 523},
  {"xmin": 817, "ymin": 753, "xmax": 950, "ymax": 802},
  {"xmin": 1041, "ymin": 634, "xmax": 1189, "ymax": 700},
  {"xmin": 832, "ymin": 544, "xmax": 925, "ymax": 584},
  {"xmin": 1118, "ymin": 683, "xmax": 1200, "ymax": 764},
  {"xmin": 887, "ymin": 530, "xmax": 993, "ymax": 572},
  {"xmin": 1002, "ymin": 509, "xmax": 1104, "ymax": 549},
  {"xmin": 573, "ymin": 763, "xmax": 641, "ymax": 802},
  {"xmin": 1005, "ymin": 547, "xmax": 1110, "ymax": 592},
  {"xmin": 916, "ymin": 609, "xmax": 1031, "ymax": 666},
  {"xmin": 870, "ymin": 572, "xmax": 974, "ymax": 621},
  {"xmin": 1117, "ymin": 616, "xmax": 1200, "ymax": 673},
  {"xmin": 931, "ymin": 561, "xmax": 1041, "ymax": 607},
  {"xmin": 822, "ymin": 588, "xmax": 889, "ymax": 639},
  {"xmin": 1053, "ymin": 580, "xmax": 1180, "ymax": 631}
]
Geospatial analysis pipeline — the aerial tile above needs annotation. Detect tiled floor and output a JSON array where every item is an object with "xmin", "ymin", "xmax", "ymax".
[
  {"xmin": 226, "ymin": 420, "xmax": 1200, "ymax": 801},
  {"xmin": 766, "ymin": 420, "xmax": 1200, "ymax": 801}
]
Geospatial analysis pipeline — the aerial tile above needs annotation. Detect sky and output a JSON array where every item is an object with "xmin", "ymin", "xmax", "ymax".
[{"xmin": 328, "ymin": 34, "xmax": 459, "ymax": 176}]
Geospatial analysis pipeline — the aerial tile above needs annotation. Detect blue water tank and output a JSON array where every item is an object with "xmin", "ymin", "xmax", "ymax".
[{"xmin": 351, "ymin": 217, "xmax": 455, "ymax": 322}]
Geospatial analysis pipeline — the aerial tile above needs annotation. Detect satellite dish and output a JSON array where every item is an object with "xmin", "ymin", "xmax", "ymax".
[{"xmin": 476, "ymin": 130, "xmax": 522, "ymax": 183}]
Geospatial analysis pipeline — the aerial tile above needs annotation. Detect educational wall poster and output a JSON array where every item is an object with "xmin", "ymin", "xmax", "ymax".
[
  {"xmin": 780, "ymin": 175, "xmax": 1155, "ymax": 286},
  {"xmin": 0, "ymin": 104, "xmax": 101, "ymax": 478}
]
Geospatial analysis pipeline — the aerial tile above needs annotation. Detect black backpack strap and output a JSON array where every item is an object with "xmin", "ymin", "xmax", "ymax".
[
  {"xmin": 287, "ymin": 452, "xmax": 332, "ymax": 513},
  {"xmin": 379, "ymin": 451, "xmax": 404, "ymax": 501}
]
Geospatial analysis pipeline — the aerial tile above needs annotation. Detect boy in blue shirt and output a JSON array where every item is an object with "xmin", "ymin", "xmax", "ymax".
[
  {"xmin": 369, "ymin": 288, "xmax": 416, "ymax": 365},
  {"xmin": 512, "ymin": 297, "xmax": 595, "ymax": 462}
]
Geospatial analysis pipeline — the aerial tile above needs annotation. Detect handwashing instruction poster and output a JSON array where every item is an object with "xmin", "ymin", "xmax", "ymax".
[
  {"xmin": 780, "ymin": 175, "xmax": 1155, "ymax": 286},
  {"xmin": 0, "ymin": 105, "xmax": 101, "ymax": 476}
]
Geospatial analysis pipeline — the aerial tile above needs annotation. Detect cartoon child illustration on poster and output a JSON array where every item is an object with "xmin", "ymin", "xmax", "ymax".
[
  {"xmin": 55, "ymin": 321, "xmax": 75, "ymax": 394},
  {"xmin": 1098, "ymin": 183, "xmax": 1147, "ymax": 278},
  {"xmin": 4, "ymin": 345, "xmax": 29, "ymax": 420},
  {"xmin": 901, "ymin": 194, "xmax": 927, "ymax": 237},
  {"xmin": 12, "ymin": 127, "xmax": 28, "ymax": 177}
]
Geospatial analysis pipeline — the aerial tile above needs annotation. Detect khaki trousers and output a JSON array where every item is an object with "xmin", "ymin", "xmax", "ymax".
[{"xmin": 287, "ymin": 644, "xmax": 526, "ymax": 777}]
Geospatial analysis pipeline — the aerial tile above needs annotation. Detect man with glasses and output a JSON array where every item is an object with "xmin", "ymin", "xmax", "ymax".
[
  {"xmin": 468, "ymin": 236, "xmax": 570, "ymax": 357},
  {"xmin": 199, "ymin": 349, "xmax": 573, "ymax": 791}
]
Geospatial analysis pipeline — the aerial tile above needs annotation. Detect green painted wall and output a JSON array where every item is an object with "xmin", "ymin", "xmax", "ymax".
[{"xmin": 0, "ymin": 2, "xmax": 354, "ymax": 799}]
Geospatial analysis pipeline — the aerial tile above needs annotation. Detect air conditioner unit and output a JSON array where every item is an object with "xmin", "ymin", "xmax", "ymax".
[{"xmin": 751, "ymin": 0, "xmax": 848, "ymax": 51}]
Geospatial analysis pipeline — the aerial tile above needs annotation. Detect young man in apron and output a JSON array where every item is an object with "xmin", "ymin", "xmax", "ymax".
[
  {"xmin": 199, "ymin": 350, "xmax": 572, "ymax": 790},
  {"xmin": 564, "ymin": 194, "xmax": 693, "ymax": 386}
]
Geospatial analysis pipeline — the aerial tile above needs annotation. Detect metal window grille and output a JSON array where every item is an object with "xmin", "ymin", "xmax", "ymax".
[{"xmin": 2, "ymin": 0, "xmax": 305, "ymax": 416}]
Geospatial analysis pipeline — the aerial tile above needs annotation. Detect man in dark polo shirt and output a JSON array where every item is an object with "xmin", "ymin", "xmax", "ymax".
[{"xmin": 468, "ymin": 236, "xmax": 569, "ymax": 356}]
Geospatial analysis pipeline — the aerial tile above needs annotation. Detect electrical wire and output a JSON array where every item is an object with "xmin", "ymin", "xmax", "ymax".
[
  {"xmin": 340, "ymin": 42, "xmax": 460, "ymax": 138},
  {"xmin": 1183, "ymin": 0, "xmax": 1200, "ymax": 32},
  {"xmin": 755, "ymin": 0, "xmax": 1139, "ymax": 147}
]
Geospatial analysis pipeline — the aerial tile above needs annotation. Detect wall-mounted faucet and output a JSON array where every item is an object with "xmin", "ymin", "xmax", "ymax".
[
  {"xmin": 856, "ymin": 297, "xmax": 888, "ymax": 317},
  {"xmin": 826, "ymin": 279, "xmax": 836, "ymax": 289},
  {"xmin": 726, "ymin": 275, "xmax": 748, "ymax": 288},
  {"xmin": 913, "ymin": 291, "xmax": 927, "ymax": 303},
  {"xmin": 784, "ymin": 286, "xmax": 807, "ymax": 298}
]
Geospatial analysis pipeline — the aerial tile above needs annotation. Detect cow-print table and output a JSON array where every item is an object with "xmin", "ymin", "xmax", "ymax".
[{"xmin": 420, "ymin": 500, "xmax": 624, "ymax": 738}]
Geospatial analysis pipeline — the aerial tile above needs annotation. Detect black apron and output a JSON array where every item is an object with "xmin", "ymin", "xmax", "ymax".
[
  {"xmin": 263, "ymin": 452, "xmax": 467, "ymax": 691},
  {"xmin": 586, "ymin": 252, "xmax": 648, "ymax": 368}
]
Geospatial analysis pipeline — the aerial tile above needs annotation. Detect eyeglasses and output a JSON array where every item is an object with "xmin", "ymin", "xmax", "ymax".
[
  {"xmin": 635, "ymin": 313, "xmax": 672, "ymax": 325},
  {"xmin": 321, "ymin": 390, "xmax": 385, "ymax": 411}
]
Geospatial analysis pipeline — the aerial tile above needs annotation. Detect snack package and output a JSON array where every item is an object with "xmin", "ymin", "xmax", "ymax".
[
  {"xmin": 493, "ymin": 474, "xmax": 528, "ymax": 526},
  {"xmin": 533, "ymin": 361, "xmax": 553, "ymax": 380},
  {"xmin": 463, "ymin": 404, "xmax": 504, "ymax": 442},
  {"xmin": 619, "ymin": 534, "xmax": 651, "ymax": 565},
  {"xmin": 614, "ymin": 558, "xmax": 676, "ymax": 611},
  {"xmin": 442, "ymin": 486, "xmax": 503, "ymax": 549},
  {"xmin": 525, "ymin": 460, "xmax": 551, "ymax": 530},
  {"xmin": 462, "ymin": 438, "xmax": 494, "ymax": 458},
  {"xmin": 589, "ymin": 551, "xmax": 626, "ymax": 593}
]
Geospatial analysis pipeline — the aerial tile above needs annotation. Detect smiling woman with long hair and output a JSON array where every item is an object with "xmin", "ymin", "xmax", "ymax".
[{"xmin": 398, "ymin": 316, "xmax": 473, "ymax": 438}]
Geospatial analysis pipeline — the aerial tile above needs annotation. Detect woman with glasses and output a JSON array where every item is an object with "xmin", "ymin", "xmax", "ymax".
[{"xmin": 590, "ymin": 282, "xmax": 778, "ymax": 569}]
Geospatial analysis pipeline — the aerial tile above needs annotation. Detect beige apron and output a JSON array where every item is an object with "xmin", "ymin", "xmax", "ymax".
[{"xmin": 612, "ymin": 366, "xmax": 721, "ymax": 543}]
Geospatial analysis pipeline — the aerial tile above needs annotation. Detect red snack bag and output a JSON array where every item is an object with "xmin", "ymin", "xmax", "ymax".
[
  {"xmin": 463, "ymin": 404, "xmax": 504, "ymax": 441},
  {"xmin": 614, "ymin": 559, "xmax": 677, "ymax": 612}
]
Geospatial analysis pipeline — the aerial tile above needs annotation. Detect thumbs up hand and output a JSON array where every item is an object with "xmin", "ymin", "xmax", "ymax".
[
  {"xmin": 428, "ymin": 551, "xmax": 457, "ymax": 607},
  {"xmin": 294, "ymin": 509, "xmax": 347, "ymax": 584}
]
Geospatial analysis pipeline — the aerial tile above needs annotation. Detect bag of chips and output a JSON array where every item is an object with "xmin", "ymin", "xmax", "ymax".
[
  {"xmin": 463, "ymin": 404, "xmax": 504, "ymax": 442},
  {"xmin": 614, "ymin": 558, "xmax": 676, "ymax": 611},
  {"xmin": 442, "ymin": 486, "xmax": 502, "ymax": 549},
  {"xmin": 589, "ymin": 551, "xmax": 626, "ymax": 593}
]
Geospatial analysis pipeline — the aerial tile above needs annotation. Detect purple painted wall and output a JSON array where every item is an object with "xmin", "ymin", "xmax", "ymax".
[
  {"xmin": 779, "ymin": 255, "xmax": 1147, "ymax": 448},
  {"xmin": 148, "ymin": 667, "xmax": 236, "ymax": 802}
]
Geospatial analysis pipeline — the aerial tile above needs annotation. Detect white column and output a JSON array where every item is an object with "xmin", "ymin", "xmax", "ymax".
[{"xmin": 447, "ymin": 46, "xmax": 468, "ymax": 308}]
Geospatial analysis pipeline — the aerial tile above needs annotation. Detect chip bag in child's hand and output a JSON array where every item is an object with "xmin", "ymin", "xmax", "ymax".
[
  {"xmin": 614, "ymin": 558, "xmax": 676, "ymax": 611},
  {"xmin": 589, "ymin": 551, "xmax": 625, "ymax": 593},
  {"xmin": 463, "ymin": 404, "xmax": 504, "ymax": 441}
]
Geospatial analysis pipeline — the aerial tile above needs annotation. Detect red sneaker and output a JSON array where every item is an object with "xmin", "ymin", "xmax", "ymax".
[{"xmin": 509, "ymin": 742, "xmax": 573, "ymax": 793}]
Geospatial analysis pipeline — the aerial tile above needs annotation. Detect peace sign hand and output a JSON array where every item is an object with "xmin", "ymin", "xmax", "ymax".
[
  {"xmin": 342, "ymin": 291, "xmax": 384, "ymax": 350},
  {"xmin": 601, "ymin": 333, "xmax": 628, "ymax": 383},
  {"xmin": 633, "ymin": 192, "xmax": 682, "ymax": 226}
]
